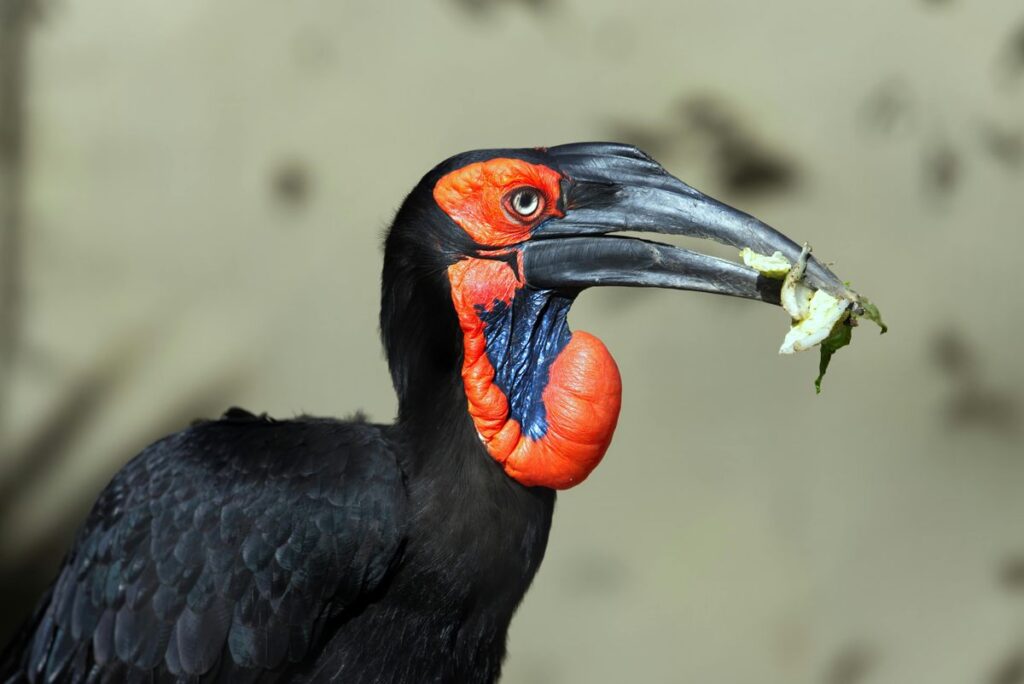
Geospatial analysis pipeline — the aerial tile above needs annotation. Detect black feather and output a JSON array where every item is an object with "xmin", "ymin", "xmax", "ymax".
[
  {"xmin": 42, "ymin": 627, "xmax": 72, "ymax": 684},
  {"xmin": 0, "ymin": 145, "xmax": 594, "ymax": 683},
  {"xmin": 90, "ymin": 611, "xmax": 114, "ymax": 666},
  {"xmin": 174, "ymin": 600, "xmax": 230, "ymax": 675},
  {"xmin": 3, "ymin": 418, "xmax": 409, "ymax": 681}
]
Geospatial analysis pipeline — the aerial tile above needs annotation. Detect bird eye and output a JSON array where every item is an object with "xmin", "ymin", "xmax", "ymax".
[{"xmin": 506, "ymin": 187, "xmax": 543, "ymax": 219}]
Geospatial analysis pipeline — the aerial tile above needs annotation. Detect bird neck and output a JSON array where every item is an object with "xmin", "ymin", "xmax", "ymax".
[
  {"xmin": 380, "ymin": 216, "xmax": 621, "ymax": 490},
  {"xmin": 447, "ymin": 258, "xmax": 622, "ymax": 489}
]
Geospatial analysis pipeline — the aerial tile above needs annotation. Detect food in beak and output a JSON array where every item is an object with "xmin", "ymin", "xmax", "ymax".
[
  {"xmin": 739, "ymin": 248, "xmax": 793, "ymax": 279},
  {"xmin": 740, "ymin": 244, "xmax": 887, "ymax": 392}
]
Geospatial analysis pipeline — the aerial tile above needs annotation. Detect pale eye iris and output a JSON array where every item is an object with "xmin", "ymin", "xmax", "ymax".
[{"xmin": 509, "ymin": 188, "xmax": 541, "ymax": 217}]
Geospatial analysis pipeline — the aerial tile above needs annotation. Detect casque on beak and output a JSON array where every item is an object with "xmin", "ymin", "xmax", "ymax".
[{"xmin": 521, "ymin": 142, "xmax": 851, "ymax": 304}]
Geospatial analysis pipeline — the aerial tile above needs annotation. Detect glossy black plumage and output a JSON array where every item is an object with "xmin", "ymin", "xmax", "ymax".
[
  {"xmin": 2, "ymin": 146, "xmax": 561, "ymax": 684},
  {"xmin": 4, "ymin": 410, "xmax": 409, "ymax": 682},
  {"xmin": 3, "ymin": 143, "xmax": 842, "ymax": 683},
  {"xmin": 2, "ymin": 400, "xmax": 554, "ymax": 683}
]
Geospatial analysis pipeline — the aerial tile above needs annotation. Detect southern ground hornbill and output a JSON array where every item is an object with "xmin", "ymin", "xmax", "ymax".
[{"xmin": 1, "ymin": 142, "xmax": 850, "ymax": 683}]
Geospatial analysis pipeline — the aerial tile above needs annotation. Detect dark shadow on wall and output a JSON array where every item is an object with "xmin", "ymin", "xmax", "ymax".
[
  {"xmin": 822, "ymin": 643, "xmax": 875, "ymax": 684},
  {"xmin": 609, "ymin": 94, "xmax": 800, "ymax": 200},
  {"xmin": 999, "ymin": 21, "xmax": 1024, "ymax": 84},
  {"xmin": 860, "ymin": 10, "xmax": 1024, "ymax": 201},
  {"xmin": 448, "ymin": 0, "xmax": 556, "ymax": 17},
  {"xmin": 989, "ymin": 650, "xmax": 1024, "ymax": 684},
  {"xmin": 0, "ymin": 0, "xmax": 36, "ymax": 440},
  {"xmin": 931, "ymin": 329, "xmax": 1021, "ymax": 437}
]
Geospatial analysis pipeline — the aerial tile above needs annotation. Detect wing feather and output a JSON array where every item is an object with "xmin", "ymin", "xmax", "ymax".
[{"xmin": 3, "ymin": 414, "xmax": 407, "ymax": 682}]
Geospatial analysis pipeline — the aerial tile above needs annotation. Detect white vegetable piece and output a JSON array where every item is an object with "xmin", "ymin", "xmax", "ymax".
[
  {"xmin": 740, "ymin": 243, "xmax": 852, "ymax": 355},
  {"xmin": 779, "ymin": 289, "xmax": 849, "ymax": 354},
  {"xmin": 739, "ymin": 248, "xmax": 791, "ymax": 279}
]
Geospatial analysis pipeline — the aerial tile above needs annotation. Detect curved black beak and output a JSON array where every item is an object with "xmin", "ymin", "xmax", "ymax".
[{"xmin": 522, "ymin": 142, "xmax": 851, "ymax": 304}]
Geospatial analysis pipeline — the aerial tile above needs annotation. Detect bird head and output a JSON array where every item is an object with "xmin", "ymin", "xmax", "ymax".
[{"xmin": 382, "ymin": 142, "xmax": 848, "ymax": 489}]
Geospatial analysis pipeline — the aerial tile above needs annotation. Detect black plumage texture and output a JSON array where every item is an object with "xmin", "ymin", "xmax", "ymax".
[
  {"xmin": 5, "ymin": 411, "xmax": 407, "ymax": 682},
  {"xmin": 2, "ymin": 145, "xmax": 587, "ymax": 683}
]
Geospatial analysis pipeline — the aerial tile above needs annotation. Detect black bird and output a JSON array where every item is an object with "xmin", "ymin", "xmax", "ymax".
[{"xmin": 1, "ymin": 143, "xmax": 848, "ymax": 683}]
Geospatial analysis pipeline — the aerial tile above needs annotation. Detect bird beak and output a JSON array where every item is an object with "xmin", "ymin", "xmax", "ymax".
[{"xmin": 522, "ymin": 142, "xmax": 851, "ymax": 304}]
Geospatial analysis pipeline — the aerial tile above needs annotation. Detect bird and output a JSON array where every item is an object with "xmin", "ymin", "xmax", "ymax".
[{"xmin": 1, "ymin": 142, "xmax": 847, "ymax": 683}]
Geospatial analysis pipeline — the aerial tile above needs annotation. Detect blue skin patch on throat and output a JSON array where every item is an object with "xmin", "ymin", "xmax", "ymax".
[{"xmin": 475, "ymin": 289, "xmax": 573, "ymax": 441}]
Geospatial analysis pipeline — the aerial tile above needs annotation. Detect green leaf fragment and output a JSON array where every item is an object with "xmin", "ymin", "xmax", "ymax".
[
  {"xmin": 857, "ymin": 297, "xmax": 888, "ymax": 334},
  {"xmin": 815, "ymin": 316, "xmax": 853, "ymax": 394},
  {"xmin": 813, "ymin": 298, "xmax": 886, "ymax": 392}
]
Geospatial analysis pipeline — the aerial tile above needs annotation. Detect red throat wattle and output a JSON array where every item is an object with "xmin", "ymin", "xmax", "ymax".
[{"xmin": 437, "ymin": 159, "xmax": 623, "ymax": 489}]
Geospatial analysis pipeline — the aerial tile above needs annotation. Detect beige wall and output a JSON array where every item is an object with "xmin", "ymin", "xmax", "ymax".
[{"xmin": 2, "ymin": 1, "xmax": 1023, "ymax": 681}]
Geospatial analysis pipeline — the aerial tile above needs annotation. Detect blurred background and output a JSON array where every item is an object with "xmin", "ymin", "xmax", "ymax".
[{"xmin": 1, "ymin": 0, "xmax": 1023, "ymax": 681}]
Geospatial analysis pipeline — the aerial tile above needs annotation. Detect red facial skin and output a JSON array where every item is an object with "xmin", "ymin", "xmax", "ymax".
[
  {"xmin": 439, "ymin": 159, "xmax": 623, "ymax": 490},
  {"xmin": 433, "ymin": 158, "xmax": 563, "ymax": 246}
]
